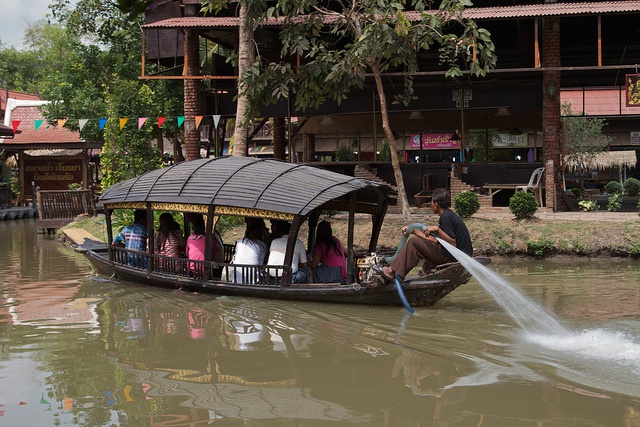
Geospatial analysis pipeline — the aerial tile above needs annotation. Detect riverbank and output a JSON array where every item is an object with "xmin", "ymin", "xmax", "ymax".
[
  {"xmin": 375, "ymin": 207, "xmax": 640, "ymax": 258},
  {"xmin": 61, "ymin": 207, "xmax": 640, "ymax": 259}
]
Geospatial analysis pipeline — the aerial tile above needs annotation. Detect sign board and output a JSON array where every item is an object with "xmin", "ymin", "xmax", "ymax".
[
  {"xmin": 21, "ymin": 156, "xmax": 85, "ymax": 196},
  {"xmin": 410, "ymin": 133, "xmax": 460, "ymax": 150},
  {"xmin": 631, "ymin": 131, "xmax": 640, "ymax": 145},
  {"xmin": 491, "ymin": 133, "xmax": 528, "ymax": 147},
  {"xmin": 626, "ymin": 74, "xmax": 640, "ymax": 106}
]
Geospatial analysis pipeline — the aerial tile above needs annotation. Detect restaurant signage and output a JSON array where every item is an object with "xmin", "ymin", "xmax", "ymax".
[
  {"xmin": 22, "ymin": 157, "xmax": 85, "ymax": 194},
  {"xmin": 410, "ymin": 133, "xmax": 460, "ymax": 149},
  {"xmin": 491, "ymin": 133, "xmax": 528, "ymax": 147}
]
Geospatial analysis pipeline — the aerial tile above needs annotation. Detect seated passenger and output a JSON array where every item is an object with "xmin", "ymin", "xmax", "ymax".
[
  {"xmin": 185, "ymin": 215, "xmax": 206, "ymax": 274},
  {"xmin": 232, "ymin": 224, "xmax": 268, "ymax": 284},
  {"xmin": 310, "ymin": 220, "xmax": 346, "ymax": 283},
  {"xmin": 267, "ymin": 220, "xmax": 311, "ymax": 284},
  {"xmin": 113, "ymin": 209, "xmax": 148, "ymax": 267},
  {"xmin": 154, "ymin": 213, "xmax": 185, "ymax": 270}
]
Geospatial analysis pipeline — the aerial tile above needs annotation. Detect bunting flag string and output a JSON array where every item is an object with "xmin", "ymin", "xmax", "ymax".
[{"xmin": 6, "ymin": 115, "xmax": 227, "ymax": 133}]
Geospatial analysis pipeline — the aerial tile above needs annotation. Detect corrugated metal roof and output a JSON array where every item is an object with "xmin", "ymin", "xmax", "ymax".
[
  {"xmin": 99, "ymin": 156, "xmax": 391, "ymax": 217},
  {"xmin": 462, "ymin": 1, "xmax": 640, "ymax": 19},
  {"xmin": 142, "ymin": 1, "xmax": 640, "ymax": 29}
]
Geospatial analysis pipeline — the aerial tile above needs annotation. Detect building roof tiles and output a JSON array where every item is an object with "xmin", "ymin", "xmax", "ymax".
[
  {"xmin": 2, "ymin": 102, "xmax": 82, "ymax": 145},
  {"xmin": 142, "ymin": 1, "xmax": 640, "ymax": 29}
]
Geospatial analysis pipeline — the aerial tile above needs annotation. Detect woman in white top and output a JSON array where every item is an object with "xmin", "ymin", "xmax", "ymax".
[{"xmin": 232, "ymin": 224, "xmax": 268, "ymax": 284}]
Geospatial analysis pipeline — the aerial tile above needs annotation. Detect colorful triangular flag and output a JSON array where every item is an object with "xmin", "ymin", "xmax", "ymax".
[
  {"xmin": 99, "ymin": 118, "xmax": 107, "ymax": 130},
  {"xmin": 11, "ymin": 120, "xmax": 20, "ymax": 132},
  {"xmin": 34, "ymin": 119, "xmax": 44, "ymax": 130},
  {"xmin": 177, "ymin": 116, "xmax": 184, "ymax": 128},
  {"xmin": 57, "ymin": 119, "xmax": 68, "ymax": 128},
  {"xmin": 157, "ymin": 117, "xmax": 166, "ymax": 128},
  {"xmin": 138, "ymin": 117, "xmax": 147, "ymax": 129},
  {"xmin": 195, "ymin": 116, "xmax": 203, "ymax": 129},
  {"xmin": 63, "ymin": 396, "xmax": 73, "ymax": 411},
  {"xmin": 119, "ymin": 118, "xmax": 128, "ymax": 130},
  {"xmin": 212, "ymin": 115, "xmax": 221, "ymax": 129},
  {"xmin": 78, "ymin": 119, "xmax": 88, "ymax": 131}
]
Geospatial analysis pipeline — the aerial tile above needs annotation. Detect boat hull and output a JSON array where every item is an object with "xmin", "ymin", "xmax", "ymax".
[{"xmin": 82, "ymin": 249, "xmax": 489, "ymax": 307}]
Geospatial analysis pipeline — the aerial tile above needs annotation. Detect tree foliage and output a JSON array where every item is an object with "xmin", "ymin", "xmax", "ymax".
[
  {"xmin": 561, "ymin": 102, "xmax": 613, "ymax": 175},
  {"xmin": 233, "ymin": 0, "xmax": 496, "ymax": 220},
  {"xmin": 29, "ymin": 0, "xmax": 185, "ymax": 184}
]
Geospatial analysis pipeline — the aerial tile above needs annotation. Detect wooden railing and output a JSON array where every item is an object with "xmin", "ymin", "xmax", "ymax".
[
  {"xmin": 36, "ymin": 188, "xmax": 97, "ymax": 229},
  {"xmin": 109, "ymin": 246, "xmax": 288, "ymax": 287}
]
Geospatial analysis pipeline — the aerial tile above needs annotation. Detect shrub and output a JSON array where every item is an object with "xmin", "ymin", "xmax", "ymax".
[
  {"xmin": 607, "ymin": 192, "xmax": 622, "ymax": 212},
  {"xmin": 624, "ymin": 177, "xmax": 640, "ymax": 197},
  {"xmin": 637, "ymin": 197, "xmax": 640, "ymax": 216},
  {"xmin": 509, "ymin": 191, "xmax": 537, "ymax": 219},
  {"xmin": 604, "ymin": 180, "xmax": 622, "ymax": 195},
  {"xmin": 570, "ymin": 187, "xmax": 581, "ymax": 198},
  {"xmin": 454, "ymin": 191, "xmax": 480, "ymax": 218},
  {"xmin": 578, "ymin": 200, "xmax": 599, "ymax": 211},
  {"xmin": 526, "ymin": 238, "xmax": 554, "ymax": 257},
  {"xmin": 334, "ymin": 145, "xmax": 355, "ymax": 161},
  {"xmin": 68, "ymin": 183, "xmax": 82, "ymax": 190}
]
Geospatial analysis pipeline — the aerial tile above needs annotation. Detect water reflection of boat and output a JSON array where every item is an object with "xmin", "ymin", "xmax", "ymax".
[
  {"xmin": 74, "ymin": 156, "xmax": 489, "ymax": 307},
  {"xmin": 104, "ymin": 295, "xmax": 370, "ymax": 422}
]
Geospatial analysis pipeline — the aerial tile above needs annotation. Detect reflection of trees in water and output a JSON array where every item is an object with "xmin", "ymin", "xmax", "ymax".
[{"xmin": 0, "ymin": 221, "xmax": 87, "ymax": 281}]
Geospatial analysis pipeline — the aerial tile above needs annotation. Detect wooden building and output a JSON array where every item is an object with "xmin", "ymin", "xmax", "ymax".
[
  {"xmin": 139, "ymin": 0, "xmax": 640, "ymax": 210},
  {"xmin": 1, "ymin": 99, "xmax": 102, "ymax": 204}
]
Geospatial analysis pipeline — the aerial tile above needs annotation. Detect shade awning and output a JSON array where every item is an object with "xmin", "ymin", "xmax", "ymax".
[{"xmin": 99, "ymin": 156, "xmax": 392, "ymax": 217}]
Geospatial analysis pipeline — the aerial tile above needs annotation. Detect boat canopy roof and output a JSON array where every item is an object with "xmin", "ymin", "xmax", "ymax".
[{"xmin": 99, "ymin": 156, "xmax": 392, "ymax": 217}]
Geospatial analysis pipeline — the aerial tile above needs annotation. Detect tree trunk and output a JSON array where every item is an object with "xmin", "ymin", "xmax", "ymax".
[
  {"xmin": 232, "ymin": 0, "xmax": 254, "ymax": 157},
  {"xmin": 184, "ymin": 29, "xmax": 201, "ymax": 161},
  {"xmin": 273, "ymin": 117, "xmax": 287, "ymax": 160},
  {"xmin": 371, "ymin": 64, "xmax": 412, "ymax": 222}
]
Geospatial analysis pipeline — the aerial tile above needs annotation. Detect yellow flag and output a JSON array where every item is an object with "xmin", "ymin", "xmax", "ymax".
[
  {"xmin": 57, "ymin": 119, "xmax": 68, "ymax": 128},
  {"xmin": 120, "ymin": 118, "xmax": 128, "ymax": 130}
]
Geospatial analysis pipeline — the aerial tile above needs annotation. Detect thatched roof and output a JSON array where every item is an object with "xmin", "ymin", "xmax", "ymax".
[
  {"xmin": 564, "ymin": 150, "xmax": 637, "ymax": 173},
  {"xmin": 4, "ymin": 149, "xmax": 83, "ymax": 168}
]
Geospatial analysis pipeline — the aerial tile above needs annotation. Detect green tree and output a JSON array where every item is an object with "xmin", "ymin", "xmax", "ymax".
[
  {"xmin": 233, "ymin": 0, "xmax": 496, "ymax": 221},
  {"xmin": 0, "ymin": 47, "xmax": 44, "ymax": 93},
  {"xmin": 561, "ymin": 102, "xmax": 613, "ymax": 176},
  {"xmin": 35, "ymin": 1, "xmax": 184, "ymax": 184},
  {"xmin": 100, "ymin": 81, "xmax": 163, "ymax": 187}
]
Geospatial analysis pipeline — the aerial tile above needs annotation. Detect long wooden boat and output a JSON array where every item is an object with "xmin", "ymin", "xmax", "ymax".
[{"xmin": 76, "ymin": 156, "xmax": 489, "ymax": 308}]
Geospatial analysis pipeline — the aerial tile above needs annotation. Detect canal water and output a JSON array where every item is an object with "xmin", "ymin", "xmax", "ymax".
[{"xmin": 1, "ymin": 219, "xmax": 639, "ymax": 426}]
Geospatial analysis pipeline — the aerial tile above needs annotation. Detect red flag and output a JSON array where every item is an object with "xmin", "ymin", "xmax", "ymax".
[
  {"xmin": 158, "ymin": 117, "xmax": 166, "ymax": 128},
  {"xmin": 11, "ymin": 120, "xmax": 20, "ymax": 132}
]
